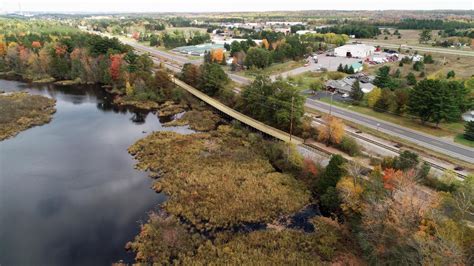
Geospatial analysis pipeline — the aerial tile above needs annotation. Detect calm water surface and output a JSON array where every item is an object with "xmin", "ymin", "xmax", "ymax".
[{"xmin": 0, "ymin": 80, "xmax": 193, "ymax": 265}]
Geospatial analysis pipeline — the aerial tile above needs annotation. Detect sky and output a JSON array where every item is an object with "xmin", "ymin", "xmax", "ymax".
[{"xmin": 1, "ymin": 0, "xmax": 473, "ymax": 13}]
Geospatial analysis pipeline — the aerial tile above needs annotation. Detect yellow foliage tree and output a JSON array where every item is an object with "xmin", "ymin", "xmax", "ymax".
[
  {"xmin": 125, "ymin": 81, "xmax": 134, "ymax": 96},
  {"xmin": 317, "ymin": 116, "xmax": 345, "ymax": 145},
  {"xmin": 262, "ymin": 39, "xmax": 270, "ymax": 50},
  {"xmin": 336, "ymin": 176, "xmax": 364, "ymax": 216},
  {"xmin": 367, "ymin": 87, "xmax": 382, "ymax": 108}
]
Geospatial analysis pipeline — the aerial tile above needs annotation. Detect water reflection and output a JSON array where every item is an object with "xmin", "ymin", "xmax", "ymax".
[{"xmin": 0, "ymin": 79, "xmax": 193, "ymax": 265}]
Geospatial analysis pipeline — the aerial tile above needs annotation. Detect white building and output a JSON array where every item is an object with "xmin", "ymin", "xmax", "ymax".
[
  {"xmin": 296, "ymin": 30, "xmax": 317, "ymax": 35},
  {"xmin": 334, "ymin": 44, "xmax": 376, "ymax": 58}
]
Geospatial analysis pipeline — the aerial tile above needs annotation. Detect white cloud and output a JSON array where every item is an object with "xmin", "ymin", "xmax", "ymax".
[{"xmin": 2, "ymin": 0, "xmax": 473, "ymax": 13}]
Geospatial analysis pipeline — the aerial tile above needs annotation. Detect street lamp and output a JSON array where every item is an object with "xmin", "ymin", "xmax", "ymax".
[{"xmin": 329, "ymin": 91, "xmax": 334, "ymax": 116}]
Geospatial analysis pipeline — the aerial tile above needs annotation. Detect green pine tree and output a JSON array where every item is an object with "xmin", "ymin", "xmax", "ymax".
[
  {"xmin": 464, "ymin": 121, "xmax": 474, "ymax": 141},
  {"xmin": 350, "ymin": 79, "xmax": 364, "ymax": 103}
]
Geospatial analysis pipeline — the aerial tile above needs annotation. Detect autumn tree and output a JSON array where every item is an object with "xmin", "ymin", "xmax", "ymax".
[
  {"xmin": 337, "ymin": 176, "xmax": 364, "ymax": 217},
  {"xmin": 0, "ymin": 41, "xmax": 6, "ymax": 57},
  {"xmin": 109, "ymin": 54, "xmax": 123, "ymax": 85},
  {"xmin": 358, "ymin": 170, "xmax": 434, "ymax": 265},
  {"xmin": 262, "ymin": 38, "xmax": 270, "ymax": 50},
  {"xmin": 317, "ymin": 116, "xmax": 345, "ymax": 146},
  {"xmin": 210, "ymin": 49, "xmax": 225, "ymax": 64},
  {"xmin": 367, "ymin": 87, "xmax": 381, "ymax": 108}
]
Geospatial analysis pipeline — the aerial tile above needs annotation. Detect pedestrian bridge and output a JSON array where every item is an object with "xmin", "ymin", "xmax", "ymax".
[{"xmin": 171, "ymin": 77, "xmax": 303, "ymax": 145}]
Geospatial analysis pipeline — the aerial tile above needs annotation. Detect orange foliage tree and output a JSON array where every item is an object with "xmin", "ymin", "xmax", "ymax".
[
  {"xmin": 317, "ymin": 116, "xmax": 345, "ymax": 145},
  {"xmin": 0, "ymin": 41, "xmax": 6, "ymax": 56},
  {"xmin": 210, "ymin": 49, "xmax": 224, "ymax": 63}
]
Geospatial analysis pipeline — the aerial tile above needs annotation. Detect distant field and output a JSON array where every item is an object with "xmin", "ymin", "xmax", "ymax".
[
  {"xmin": 163, "ymin": 27, "xmax": 207, "ymax": 34},
  {"xmin": 360, "ymin": 30, "xmax": 442, "ymax": 46},
  {"xmin": 367, "ymin": 52, "xmax": 474, "ymax": 80}
]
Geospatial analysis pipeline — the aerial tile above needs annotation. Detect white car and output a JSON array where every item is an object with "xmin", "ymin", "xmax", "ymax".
[{"xmin": 342, "ymin": 93, "xmax": 350, "ymax": 98}]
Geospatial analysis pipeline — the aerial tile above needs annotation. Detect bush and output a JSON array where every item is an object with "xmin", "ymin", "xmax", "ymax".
[
  {"xmin": 413, "ymin": 61, "xmax": 424, "ymax": 71},
  {"xmin": 337, "ymin": 136, "xmax": 360, "ymax": 156}
]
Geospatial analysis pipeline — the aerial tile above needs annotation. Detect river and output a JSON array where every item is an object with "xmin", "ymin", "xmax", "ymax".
[{"xmin": 0, "ymin": 80, "xmax": 194, "ymax": 265}]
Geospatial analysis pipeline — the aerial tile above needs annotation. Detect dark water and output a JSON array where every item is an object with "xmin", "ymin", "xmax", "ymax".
[{"xmin": 0, "ymin": 80, "xmax": 194, "ymax": 265}]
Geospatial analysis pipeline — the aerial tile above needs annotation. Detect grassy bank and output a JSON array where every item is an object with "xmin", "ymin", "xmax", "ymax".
[{"xmin": 0, "ymin": 92, "xmax": 56, "ymax": 141}]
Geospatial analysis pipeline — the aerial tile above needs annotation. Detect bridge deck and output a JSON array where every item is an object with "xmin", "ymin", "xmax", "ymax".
[{"xmin": 172, "ymin": 77, "xmax": 303, "ymax": 145}]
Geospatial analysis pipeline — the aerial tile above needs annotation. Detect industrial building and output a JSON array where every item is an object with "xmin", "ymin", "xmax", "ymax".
[
  {"xmin": 172, "ymin": 43, "xmax": 225, "ymax": 56},
  {"xmin": 334, "ymin": 44, "xmax": 376, "ymax": 58}
]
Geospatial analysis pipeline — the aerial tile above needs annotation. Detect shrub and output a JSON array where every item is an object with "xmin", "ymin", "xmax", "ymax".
[
  {"xmin": 337, "ymin": 136, "xmax": 361, "ymax": 156},
  {"xmin": 413, "ymin": 61, "xmax": 424, "ymax": 71}
]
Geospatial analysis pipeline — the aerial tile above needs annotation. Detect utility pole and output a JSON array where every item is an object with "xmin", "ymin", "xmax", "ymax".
[
  {"xmin": 287, "ymin": 96, "xmax": 294, "ymax": 161},
  {"xmin": 289, "ymin": 96, "xmax": 294, "ymax": 143}
]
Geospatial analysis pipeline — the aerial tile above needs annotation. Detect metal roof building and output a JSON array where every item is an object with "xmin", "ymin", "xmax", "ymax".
[{"xmin": 334, "ymin": 44, "xmax": 376, "ymax": 58}]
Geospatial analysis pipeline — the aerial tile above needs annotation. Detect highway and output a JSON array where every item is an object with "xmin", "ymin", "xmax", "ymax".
[
  {"xmin": 361, "ymin": 41, "xmax": 474, "ymax": 57},
  {"xmin": 125, "ymin": 38, "xmax": 473, "ymax": 164},
  {"xmin": 306, "ymin": 99, "xmax": 474, "ymax": 163}
]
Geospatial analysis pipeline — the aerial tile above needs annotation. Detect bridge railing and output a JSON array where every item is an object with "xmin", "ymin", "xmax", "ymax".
[{"xmin": 171, "ymin": 77, "xmax": 303, "ymax": 145}]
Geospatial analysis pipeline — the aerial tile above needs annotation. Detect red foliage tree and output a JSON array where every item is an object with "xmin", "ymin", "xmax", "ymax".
[
  {"xmin": 31, "ymin": 41, "xmax": 42, "ymax": 49},
  {"xmin": 55, "ymin": 44, "xmax": 67, "ymax": 56},
  {"xmin": 132, "ymin": 32, "xmax": 140, "ymax": 40},
  {"xmin": 382, "ymin": 168, "xmax": 403, "ymax": 191},
  {"xmin": 302, "ymin": 158, "xmax": 318, "ymax": 177},
  {"xmin": 109, "ymin": 54, "xmax": 123, "ymax": 81}
]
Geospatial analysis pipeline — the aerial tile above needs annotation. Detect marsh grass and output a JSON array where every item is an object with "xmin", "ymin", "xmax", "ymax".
[{"xmin": 0, "ymin": 92, "xmax": 56, "ymax": 141}]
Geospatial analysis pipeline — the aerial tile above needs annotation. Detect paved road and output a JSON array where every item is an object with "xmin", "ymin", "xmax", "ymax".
[
  {"xmin": 361, "ymin": 41, "xmax": 474, "ymax": 57},
  {"xmin": 125, "ymin": 37, "xmax": 474, "ymax": 163},
  {"xmin": 306, "ymin": 99, "xmax": 474, "ymax": 163}
]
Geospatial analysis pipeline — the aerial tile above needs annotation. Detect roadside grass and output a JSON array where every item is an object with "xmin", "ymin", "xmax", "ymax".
[
  {"xmin": 287, "ymin": 72, "xmax": 321, "ymax": 91},
  {"xmin": 454, "ymin": 134, "xmax": 474, "ymax": 148},
  {"xmin": 286, "ymin": 71, "xmax": 347, "ymax": 91},
  {"xmin": 237, "ymin": 61, "xmax": 305, "ymax": 78},
  {"xmin": 318, "ymin": 97, "xmax": 465, "ymax": 138}
]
